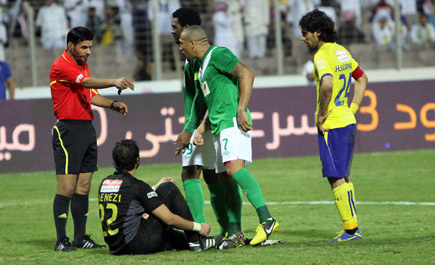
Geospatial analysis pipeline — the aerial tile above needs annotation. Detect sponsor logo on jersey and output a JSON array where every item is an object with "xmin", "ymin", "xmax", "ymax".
[
  {"xmin": 147, "ymin": 191, "xmax": 158, "ymax": 199},
  {"xmin": 201, "ymin": 81, "xmax": 210, "ymax": 97},
  {"xmin": 75, "ymin": 73, "xmax": 84, "ymax": 84},
  {"xmin": 335, "ymin": 50, "xmax": 350, "ymax": 63},
  {"xmin": 100, "ymin": 179, "xmax": 123, "ymax": 193}
]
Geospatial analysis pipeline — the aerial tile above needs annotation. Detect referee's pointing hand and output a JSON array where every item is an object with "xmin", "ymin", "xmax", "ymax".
[{"xmin": 115, "ymin": 78, "xmax": 135, "ymax": 91}]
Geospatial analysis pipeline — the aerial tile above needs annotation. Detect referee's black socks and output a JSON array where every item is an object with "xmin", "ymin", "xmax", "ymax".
[
  {"xmin": 71, "ymin": 193, "xmax": 89, "ymax": 243},
  {"xmin": 53, "ymin": 194, "xmax": 71, "ymax": 242}
]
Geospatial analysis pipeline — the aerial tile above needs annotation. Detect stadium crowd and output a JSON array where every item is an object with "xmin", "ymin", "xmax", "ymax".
[{"xmin": 0, "ymin": 0, "xmax": 434, "ymax": 89}]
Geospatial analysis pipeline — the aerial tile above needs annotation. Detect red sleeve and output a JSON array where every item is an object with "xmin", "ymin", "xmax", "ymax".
[{"xmin": 352, "ymin": 67, "xmax": 364, "ymax": 80}]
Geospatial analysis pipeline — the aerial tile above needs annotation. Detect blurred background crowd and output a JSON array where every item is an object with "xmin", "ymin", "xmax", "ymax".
[{"xmin": 1, "ymin": 0, "xmax": 435, "ymax": 88}]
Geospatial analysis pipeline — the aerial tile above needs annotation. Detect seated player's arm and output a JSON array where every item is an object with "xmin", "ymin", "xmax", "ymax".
[
  {"xmin": 350, "ymin": 68, "xmax": 368, "ymax": 114},
  {"xmin": 231, "ymin": 61, "xmax": 254, "ymax": 131},
  {"xmin": 151, "ymin": 204, "xmax": 210, "ymax": 236},
  {"xmin": 82, "ymin": 77, "xmax": 135, "ymax": 91}
]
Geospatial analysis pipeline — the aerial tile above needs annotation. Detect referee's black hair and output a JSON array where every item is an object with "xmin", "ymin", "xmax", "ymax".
[
  {"xmin": 172, "ymin": 7, "xmax": 201, "ymax": 27},
  {"xmin": 112, "ymin": 139, "xmax": 140, "ymax": 172},
  {"xmin": 299, "ymin": 9, "xmax": 338, "ymax": 43},
  {"xmin": 67, "ymin": 27, "xmax": 94, "ymax": 45}
]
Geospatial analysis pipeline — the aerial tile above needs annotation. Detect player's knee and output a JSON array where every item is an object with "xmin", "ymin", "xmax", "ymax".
[
  {"xmin": 225, "ymin": 167, "xmax": 238, "ymax": 177},
  {"xmin": 75, "ymin": 182, "xmax": 91, "ymax": 195},
  {"xmin": 181, "ymin": 166, "xmax": 201, "ymax": 181},
  {"xmin": 57, "ymin": 185, "xmax": 75, "ymax": 197},
  {"xmin": 159, "ymin": 181, "xmax": 177, "ymax": 191},
  {"xmin": 203, "ymin": 169, "xmax": 219, "ymax": 185},
  {"xmin": 156, "ymin": 181, "xmax": 179, "ymax": 198}
]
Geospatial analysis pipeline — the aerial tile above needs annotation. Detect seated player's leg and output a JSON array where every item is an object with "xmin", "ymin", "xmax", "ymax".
[
  {"xmin": 155, "ymin": 182, "xmax": 222, "ymax": 252},
  {"xmin": 318, "ymin": 124, "xmax": 361, "ymax": 241},
  {"xmin": 215, "ymin": 125, "xmax": 279, "ymax": 246}
]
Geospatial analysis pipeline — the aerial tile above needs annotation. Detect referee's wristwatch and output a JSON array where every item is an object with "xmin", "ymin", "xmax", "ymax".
[{"xmin": 110, "ymin": 100, "xmax": 118, "ymax": 111}]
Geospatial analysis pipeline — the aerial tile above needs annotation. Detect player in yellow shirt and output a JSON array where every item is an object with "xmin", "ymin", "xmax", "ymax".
[{"xmin": 299, "ymin": 9, "xmax": 368, "ymax": 241}]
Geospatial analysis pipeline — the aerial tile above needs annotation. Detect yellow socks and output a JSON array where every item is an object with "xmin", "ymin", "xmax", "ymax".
[{"xmin": 332, "ymin": 182, "xmax": 358, "ymax": 230}]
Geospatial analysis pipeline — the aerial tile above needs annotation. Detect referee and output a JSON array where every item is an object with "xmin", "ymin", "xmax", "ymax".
[{"xmin": 50, "ymin": 27, "xmax": 134, "ymax": 252}]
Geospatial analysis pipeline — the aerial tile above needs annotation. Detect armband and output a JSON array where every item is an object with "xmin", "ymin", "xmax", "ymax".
[
  {"xmin": 350, "ymin": 103, "xmax": 359, "ymax": 114},
  {"xmin": 110, "ymin": 100, "xmax": 118, "ymax": 111},
  {"xmin": 192, "ymin": 222, "xmax": 201, "ymax": 232},
  {"xmin": 352, "ymin": 67, "xmax": 364, "ymax": 80}
]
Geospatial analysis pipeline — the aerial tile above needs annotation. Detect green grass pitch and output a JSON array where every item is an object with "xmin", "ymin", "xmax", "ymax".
[{"xmin": 0, "ymin": 149, "xmax": 434, "ymax": 264}]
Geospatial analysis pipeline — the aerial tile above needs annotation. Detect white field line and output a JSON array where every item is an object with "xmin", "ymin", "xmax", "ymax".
[{"xmin": 1, "ymin": 199, "xmax": 434, "ymax": 208}]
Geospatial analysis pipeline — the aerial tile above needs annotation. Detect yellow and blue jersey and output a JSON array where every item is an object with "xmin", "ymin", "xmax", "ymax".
[{"xmin": 313, "ymin": 42, "xmax": 358, "ymax": 129}]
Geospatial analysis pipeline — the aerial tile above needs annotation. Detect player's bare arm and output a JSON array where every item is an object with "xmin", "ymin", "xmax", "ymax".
[
  {"xmin": 193, "ymin": 111, "xmax": 211, "ymax": 146},
  {"xmin": 231, "ymin": 61, "xmax": 254, "ymax": 132},
  {"xmin": 350, "ymin": 73, "xmax": 368, "ymax": 114},
  {"xmin": 82, "ymin": 77, "xmax": 135, "ymax": 91},
  {"xmin": 91, "ymin": 94, "xmax": 128, "ymax": 116},
  {"xmin": 317, "ymin": 75, "xmax": 333, "ymax": 134},
  {"xmin": 152, "ymin": 204, "xmax": 210, "ymax": 236}
]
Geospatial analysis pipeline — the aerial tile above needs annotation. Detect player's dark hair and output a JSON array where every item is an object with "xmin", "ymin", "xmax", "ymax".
[
  {"xmin": 172, "ymin": 7, "xmax": 201, "ymax": 27},
  {"xmin": 67, "ymin": 27, "xmax": 94, "ymax": 45},
  {"xmin": 299, "ymin": 9, "xmax": 338, "ymax": 43},
  {"xmin": 112, "ymin": 139, "xmax": 140, "ymax": 172}
]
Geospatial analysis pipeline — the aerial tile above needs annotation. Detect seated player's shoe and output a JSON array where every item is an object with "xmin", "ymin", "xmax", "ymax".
[
  {"xmin": 189, "ymin": 235, "xmax": 223, "ymax": 252},
  {"xmin": 329, "ymin": 228, "xmax": 362, "ymax": 242},
  {"xmin": 72, "ymin": 235, "xmax": 106, "ymax": 249},
  {"xmin": 54, "ymin": 237, "xmax": 77, "ymax": 252},
  {"xmin": 250, "ymin": 218, "xmax": 280, "ymax": 246},
  {"xmin": 218, "ymin": 231, "xmax": 245, "ymax": 249}
]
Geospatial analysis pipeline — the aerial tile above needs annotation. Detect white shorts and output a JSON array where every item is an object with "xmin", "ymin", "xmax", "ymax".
[
  {"xmin": 214, "ymin": 118, "xmax": 252, "ymax": 173},
  {"xmin": 182, "ymin": 130, "xmax": 216, "ymax": 169}
]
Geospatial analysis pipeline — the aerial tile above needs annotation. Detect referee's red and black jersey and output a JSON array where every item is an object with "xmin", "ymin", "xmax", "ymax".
[{"xmin": 50, "ymin": 50, "xmax": 99, "ymax": 121}]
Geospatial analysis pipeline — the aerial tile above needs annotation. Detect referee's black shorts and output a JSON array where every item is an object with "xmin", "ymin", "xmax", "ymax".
[{"xmin": 52, "ymin": 119, "xmax": 98, "ymax": 175}]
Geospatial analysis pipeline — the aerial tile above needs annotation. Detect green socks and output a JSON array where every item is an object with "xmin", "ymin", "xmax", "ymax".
[
  {"xmin": 232, "ymin": 168, "xmax": 271, "ymax": 223},
  {"xmin": 221, "ymin": 181, "xmax": 243, "ymax": 235},
  {"xmin": 183, "ymin": 179, "xmax": 206, "ymax": 223},
  {"xmin": 207, "ymin": 182, "xmax": 229, "ymax": 235}
]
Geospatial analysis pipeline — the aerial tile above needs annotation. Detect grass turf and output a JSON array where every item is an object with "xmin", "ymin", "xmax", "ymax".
[{"xmin": 0, "ymin": 149, "xmax": 434, "ymax": 264}]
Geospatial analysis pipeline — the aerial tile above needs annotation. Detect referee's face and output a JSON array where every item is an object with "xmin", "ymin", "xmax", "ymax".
[{"xmin": 69, "ymin": 40, "xmax": 93, "ymax": 65}]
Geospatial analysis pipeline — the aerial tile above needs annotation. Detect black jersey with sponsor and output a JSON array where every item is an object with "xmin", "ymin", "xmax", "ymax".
[{"xmin": 98, "ymin": 172, "xmax": 163, "ymax": 254}]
